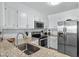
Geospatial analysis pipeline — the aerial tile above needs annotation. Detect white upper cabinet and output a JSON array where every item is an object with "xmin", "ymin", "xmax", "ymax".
[
  {"xmin": 28, "ymin": 15, "xmax": 34, "ymax": 29},
  {"xmin": 2, "ymin": 3, "xmax": 47, "ymax": 29},
  {"xmin": 40, "ymin": 17, "xmax": 44, "ymax": 22},
  {"xmin": 18, "ymin": 10, "xmax": 28, "ymax": 29},
  {"xmin": 34, "ymin": 16, "xmax": 40, "ymax": 22},
  {"xmin": 0, "ymin": 3, "xmax": 2, "ymax": 28},
  {"xmin": 5, "ymin": 7, "xmax": 17, "ymax": 29}
]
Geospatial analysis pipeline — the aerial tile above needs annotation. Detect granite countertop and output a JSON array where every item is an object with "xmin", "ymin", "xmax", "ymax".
[
  {"xmin": 0, "ymin": 40, "xmax": 27, "ymax": 57},
  {"xmin": 0, "ymin": 37, "xmax": 70, "ymax": 57}
]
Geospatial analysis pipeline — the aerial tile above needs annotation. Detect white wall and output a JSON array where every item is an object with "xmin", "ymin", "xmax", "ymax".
[{"xmin": 48, "ymin": 8, "xmax": 79, "ymax": 28}]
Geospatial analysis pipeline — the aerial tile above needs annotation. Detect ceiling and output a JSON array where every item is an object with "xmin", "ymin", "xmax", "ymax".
[{"xmin": 22, "ymin": 2, "xmax": 79, "ymax": 15}]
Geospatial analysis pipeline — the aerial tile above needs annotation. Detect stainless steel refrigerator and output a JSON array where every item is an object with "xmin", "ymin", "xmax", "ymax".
[{"xmin": 57, "ymin": 20, "xmax": 79, "ymax": 57}]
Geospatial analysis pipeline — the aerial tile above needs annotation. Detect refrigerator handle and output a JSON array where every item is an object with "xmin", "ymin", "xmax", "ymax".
[
  {"xmin": 63, "ymin": 27, "xmax": 66, "ymax": 32},
  {"xmin": 63, "ymin": 27, "xmax": 67, "ymax": 41}
]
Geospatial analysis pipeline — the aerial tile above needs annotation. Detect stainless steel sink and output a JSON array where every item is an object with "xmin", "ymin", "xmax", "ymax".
[
  {"xmin": 17, "ymin": 43, "xmax": 26, "ymax": 51},
  {"xmin": 17, "ymin": 43, "xmax": 40, "ymax": 55}
]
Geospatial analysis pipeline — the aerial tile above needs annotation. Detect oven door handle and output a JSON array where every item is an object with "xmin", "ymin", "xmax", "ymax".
[{"xmin": 40, "ymin": 38, "xmax": 47, "ymax": 41}]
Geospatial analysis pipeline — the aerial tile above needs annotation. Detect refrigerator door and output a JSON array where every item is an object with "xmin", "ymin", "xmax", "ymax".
[
  {"xmin": 64, "ymin": 21, "xmax": 77, "ymax": 56},
  {"xmin": 58, "ymin": 21, "xmax": 65, "ymax": 44},
  {"xmin": 65, "ymin": 21, "xmax": 77, "ymax": 47},
  {"xmin": 65, "ymin": 45, "xmax": 77, "ymax": 57},
  {"xmin": 57, "ymin": 21, "xmax": 65, "ymax": 33},
  {"xmin": 58, "ymin": 44, "xmax": 65, "ymax": 53},
  {"xmin": 57, "ymin": 21, "xmax": 65, "ymax": 53},
  {"xmin": 58, "ymin": 33, "xmax": 65, "ymax": 44}
]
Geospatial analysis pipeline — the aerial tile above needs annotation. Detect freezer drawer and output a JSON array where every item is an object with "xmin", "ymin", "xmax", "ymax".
[{"xmin": 65, "ymin": 45, "xmax": 77, "ymax": 57}]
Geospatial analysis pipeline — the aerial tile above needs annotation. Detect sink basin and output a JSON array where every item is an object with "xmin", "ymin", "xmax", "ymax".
[
  {"xmin": 17, "ymin": 43, "xmax": 40, "ymax": 55},
  {"xmin": 17, "ymin": 43, "xmax": 26, "ymax": 51}
]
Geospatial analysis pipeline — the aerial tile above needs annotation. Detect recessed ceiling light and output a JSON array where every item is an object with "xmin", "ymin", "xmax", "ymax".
[{"xmin": 48, "ymin": 2, "xmax": 62, "ymax": 6}]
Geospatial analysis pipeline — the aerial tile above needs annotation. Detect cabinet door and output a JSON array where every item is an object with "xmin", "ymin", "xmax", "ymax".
[
  {"xmin": 18, "ymin": 10, "xmax": 28, "ymax": 29},
  {"xmin": 34, "ymin": 16, "xmax": 40, "ymax": 21},
  {"xmin": 28, "ymin": 15, "xmax": 34, "ymax": 29},
  {"xmin": 40, "ymin": 17, "xmax": 44, "ymax": 22},
  {"xmin": 0, "ymin": 3, "xmax": 2, "ymax": 28},
  {"xmin": 5, "ymin": 7, "xmax": 17, "ymax": 29},
  {"xmin": 48, "ymin": 36, "xmax": 57, "ymax": 49}
]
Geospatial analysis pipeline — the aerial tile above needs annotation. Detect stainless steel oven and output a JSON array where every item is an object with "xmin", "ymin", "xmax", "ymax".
[{"xmin": 39, "ymin": 37, "xmax": 47, "ymax": 48}]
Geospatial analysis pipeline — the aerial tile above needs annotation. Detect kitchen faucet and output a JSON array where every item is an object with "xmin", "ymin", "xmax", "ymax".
[{"xmin": 16, "ymin": 32, "xmax": 25, "ymax": 46}]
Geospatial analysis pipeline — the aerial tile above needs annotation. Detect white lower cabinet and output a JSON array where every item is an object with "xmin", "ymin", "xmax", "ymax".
[{"xmin": 48, "ymin": 36, "xmax": 58, "ymax": 49}]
